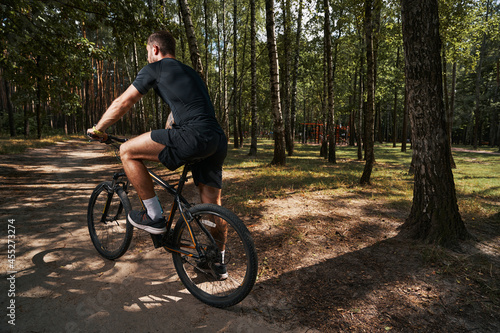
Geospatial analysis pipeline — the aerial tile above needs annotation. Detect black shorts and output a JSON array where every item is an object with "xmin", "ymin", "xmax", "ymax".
[{"xmin": 151, "ymin": 127, "xmax": 227, "ymax": 189}]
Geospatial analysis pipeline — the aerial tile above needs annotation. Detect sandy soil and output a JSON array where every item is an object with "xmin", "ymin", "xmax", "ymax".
[
  {"xmin": 0, "ymin": 139, "xmax": 313, "ymax": 333},
  {"xmin": 1, "ymin": 139, "xmax": 499, "ymax": 332}
]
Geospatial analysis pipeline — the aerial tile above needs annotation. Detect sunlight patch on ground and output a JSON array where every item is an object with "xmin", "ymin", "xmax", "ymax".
[{"xmin": 130, "ymin": 294, "xmax": 183, "ymax": 309}]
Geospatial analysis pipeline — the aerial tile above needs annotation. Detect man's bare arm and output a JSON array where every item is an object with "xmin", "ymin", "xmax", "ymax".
[
  {"xmin": 165, "ymin": 112, "xmax": 175, "ymax": 129},
  {"xmin": 95, "ymin": 85, "xmax": 143, "ymax": 131}
]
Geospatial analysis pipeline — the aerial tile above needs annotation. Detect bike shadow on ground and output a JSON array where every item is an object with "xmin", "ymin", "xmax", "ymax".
[
  {"xmin": 1, "ymin": 242, "xmax": 298, "ymax": 332},
  {"xmin": 0, "ymin": 140, "xmax": 294, "ymax": 332}
]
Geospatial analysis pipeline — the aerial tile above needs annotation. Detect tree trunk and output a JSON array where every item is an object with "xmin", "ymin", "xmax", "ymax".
[
  {"xmin": 290, "ymin": 0, "xmax": 303, "ymax": 156},
  {"xmin": 282, "ymin": 0, "xmax": 293, "ymax": 156},
  {"xmin": 215, "ymin": 9, "xmax": 223, "ymax": 128},
  {"xmin": 360, "ymin": 0, "xmax": 379, "ymax": 184},
  {"xmin": 495, "ymin": 60, "xmax": 500, "ymax": 151},
  {"xmin": 248, "ymin": 0, "xmax": 258, "ymax": 156},
  {"xmin": 132, "ymin": 42, "xmax": 146, "ymax": 134},
  {"xmin": 265, "ymin": 0, "xmax": 286, "ymax": 165},
  {"xmin": 3, "ymin": 78, "xmax": 16, "ymax": 137},
  {"xmin": 473, "ymin": 41, "xmax": 484, "ymax": 149},
  {"xmin": 400, "ymin": 0, "xmax": 469, "ymax": 246},
  {"xmin": 392, "ymin": 46, "xmax": 400, "ymax": 147},
  {"xmin": 232, "ymin": 0, "xmax": 239, "ymax": 148},
  {"xmin": 357, "ymin": 47, "xmax": 364, "ymax": 160},
  {"xmin": 204, "ymin": 0, "xmax": 210, "ymax": 91},
  {"xmin": 320, "ymin": 42, "xmax": 328, "ymax": 159},
  {"xmin": 350, "ymin": 67, "xmax": 357, "ymax": 147},
  {"xmin": 401, "ymin": 85, "xmax": 408, "ymax": 152},
  {"xmin": 219, "ymin": 0, "xmax": 230, "ymax": 139},
  {"xmin": 474, "ymin": 0, "xmax": 491, "ymax": 149},
  {"xmin": 24, "ymin": 103, "xmax": 30, "ymax": 137},
  {"xmin": 375, "ymin": 102, "xmax": 382, "ymax": 143},
  {"xmin": 177, "ymin": 8, "xmax": 188, "ymax": 62},
  {"xmin": 324, "ymin": 0, "xmax": 336, "ymax": 163},
  {"xmin": 179, "ymin": 0, "xmax": 205, "ymax": 82},
  {"xmin": 36, "ymin": 56, "xmax": 42, "ymax": 139},
  {"xmin": 448, "ymin": 62, "xmax": 457, "ymax": 168},
  {"xmin": 237, "ymin": 12, "xmax": 249, "ymax": 149},
  {"xmin": 442, "ymin": 50, "xmax": 456, "ymax": 168}
]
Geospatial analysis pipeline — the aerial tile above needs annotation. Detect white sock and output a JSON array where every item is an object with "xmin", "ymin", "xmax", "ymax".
[
  {"xmin": 221, "ymin": 250, "xmax": 225, "ymax": 264},
  {"xmin": 143, "ymin": 196, "xmax": 163, "ymax": 221}
]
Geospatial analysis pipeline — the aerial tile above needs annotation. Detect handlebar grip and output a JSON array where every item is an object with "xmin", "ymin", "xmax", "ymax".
[
  {"xmin": 87, "ymin": 132, "xmax": 127, "ymax": 144},
  {"xmin": 87, "ymin": 132, "xmax": 111, "ymax": 144},
  {"xmin": 87, "ymin": 133, "xmax": 101, "ymax": 140},
  {"xmin": 106, "ymin": 135, "xmax": 127, "ymax": 143}
]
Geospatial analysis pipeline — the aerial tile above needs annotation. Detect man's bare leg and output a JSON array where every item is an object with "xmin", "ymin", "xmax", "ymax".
[
  {"xmin": 120, "ymin": 132, "xmax": 165, "ymax": 200},
  {"xmin": 198, "ymin": 183, "xmax": 222, "ymax": 205},
  {"xmin": 121, "ymin": 132, "xmax": 168, "ymax": 233},
  {"xmin": 198, "ymin": 183, "xmax": 227, "ymax": 253}
]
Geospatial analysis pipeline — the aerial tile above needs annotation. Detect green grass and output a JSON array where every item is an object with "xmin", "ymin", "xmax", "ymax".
[
  {"xmin": 224, "ymin": 141, "xmax": 414, "ymax": 206},
  {"xmin": 0, "ymin": 135, "xmax": 78, "ymax": 154},
  {"xmin": 452, "ymin": 150, "xmax": 500, "ymax": 219},
  {"xmin": 223, "ymin": 140, "xmax": 499, "ymax": 221}
]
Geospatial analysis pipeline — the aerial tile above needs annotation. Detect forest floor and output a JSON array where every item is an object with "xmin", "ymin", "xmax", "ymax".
[{"xmin": 0, "ymin": 138, "xmax": 499, "ymax": 332}]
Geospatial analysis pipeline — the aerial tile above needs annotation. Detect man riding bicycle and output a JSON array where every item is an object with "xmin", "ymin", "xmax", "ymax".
[{"xmin": 87, "ymin": 31, "xmax": 227, "ymax": 239}]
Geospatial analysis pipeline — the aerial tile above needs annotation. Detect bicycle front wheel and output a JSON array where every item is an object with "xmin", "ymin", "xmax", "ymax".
[
  {"xmin": 87, "ymin": 181, "xmax": 133, "ymax": 260},
  {"xmin": 172, "ymin": 203, "xmax": 258, "ymax": 308}
]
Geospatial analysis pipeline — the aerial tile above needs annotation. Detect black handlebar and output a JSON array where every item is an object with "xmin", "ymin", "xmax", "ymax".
[
  {"xmin": 87, "ymin": 133, "xmax": 128, "ymax": 144},
  {"xmin": 106, "ymin": 134, "xmax": 128, "ymax": 143}
]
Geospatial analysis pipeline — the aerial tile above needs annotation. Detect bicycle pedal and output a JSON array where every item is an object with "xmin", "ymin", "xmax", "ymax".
[{"xmin": 150, "ymin": 233, "xmax": 165, "ymax": 248}]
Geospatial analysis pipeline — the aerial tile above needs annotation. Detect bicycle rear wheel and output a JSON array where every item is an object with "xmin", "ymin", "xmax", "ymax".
[
  {"xmin": 172, "ymin": 203, "xmax": 258, "ymax": 308},
  {"xmin": 87, "ymin": 181, "xmax": 133, "ymax": 260}
]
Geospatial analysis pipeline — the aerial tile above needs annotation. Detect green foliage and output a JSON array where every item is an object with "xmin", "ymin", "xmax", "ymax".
[{"xmin": 0, "ymin": 0, "xmax": 498, "ymax": 147}]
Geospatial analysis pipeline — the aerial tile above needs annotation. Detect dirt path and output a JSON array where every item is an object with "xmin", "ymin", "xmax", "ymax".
[
  {"xmin": 1, "ymin": 139, "xmax": 499, "ymax": 332},
  {"xmin": 0, "ymin": 140, "xmax": 313, "ymax": 333},
  {"xmin": 451, "ymin": 147, "xmax": 500, "ymax": 155}
]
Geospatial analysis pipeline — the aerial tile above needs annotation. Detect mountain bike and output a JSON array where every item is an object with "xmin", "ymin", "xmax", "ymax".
[{"xmin": 86, "ymin": 134, "xmax": 258, "ymax": 308}]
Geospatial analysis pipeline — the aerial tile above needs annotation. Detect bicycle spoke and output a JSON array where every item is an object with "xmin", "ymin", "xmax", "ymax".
[
  {"xmin": 88, "ymin": 182, "xmax": 133, "ymax": 260},
  {"xmin": 172, "ymin": 204, "xmax": 257, "ymax": 307}
]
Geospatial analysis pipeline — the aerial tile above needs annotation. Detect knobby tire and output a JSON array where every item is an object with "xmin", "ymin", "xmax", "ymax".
[
  {"xmin": 171, "ymin": 203, "xmax": 258, "ymax": 308},
  {"xmin": 87, "ymin": 181, "xmax": 133, "ymax": 260}
]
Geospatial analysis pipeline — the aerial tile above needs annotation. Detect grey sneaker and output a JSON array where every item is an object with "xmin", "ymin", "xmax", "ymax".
[
  {"xmin": 212, "ymin": 263, "xmax": 228, "ymax": 280},
  {"xmin": 127, "ymin": 210, "xmax": 166, "ymax": 234}
]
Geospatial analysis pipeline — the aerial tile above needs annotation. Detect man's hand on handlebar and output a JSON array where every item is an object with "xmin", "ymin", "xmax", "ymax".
[{"xmin": 87, "ymin": 126, "xmax": 109, "ymax": 143}]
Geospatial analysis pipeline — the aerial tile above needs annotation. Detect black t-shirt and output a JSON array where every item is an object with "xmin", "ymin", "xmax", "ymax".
[{"xmin": 132, "ymin": 58, "xmax": 220, "ymax": 130}]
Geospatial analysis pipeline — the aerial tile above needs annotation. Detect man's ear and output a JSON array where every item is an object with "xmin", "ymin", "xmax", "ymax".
[{"xmin": 153, "ymin": 45, "xmax": 160, "ymax": 55}]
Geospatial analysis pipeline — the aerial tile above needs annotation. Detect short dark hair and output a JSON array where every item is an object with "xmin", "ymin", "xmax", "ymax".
[{"xmin": 147, "ymin": 31, "xmax": 176, "ymax": 57}]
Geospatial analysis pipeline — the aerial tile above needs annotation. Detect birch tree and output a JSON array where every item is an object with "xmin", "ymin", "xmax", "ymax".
[{"xmin": 266, "ymin": 0, "xmax": 286, "ymax": 165}]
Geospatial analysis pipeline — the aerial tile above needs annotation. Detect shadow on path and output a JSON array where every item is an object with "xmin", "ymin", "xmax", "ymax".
[{"xmin": 0, "ymin": 140, "xmax": 308, "ymax": 333}]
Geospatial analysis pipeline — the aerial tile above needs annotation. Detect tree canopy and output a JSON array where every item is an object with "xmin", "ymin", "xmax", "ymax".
[{"xmin": 1, "ymin": 0, "xmax": 498, "ymax": 150}]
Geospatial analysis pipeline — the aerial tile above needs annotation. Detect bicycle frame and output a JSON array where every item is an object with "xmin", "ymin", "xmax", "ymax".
[
  {"xmin": 103, "ymin": 137, "xmax": 212, "ymax": 259},
  {"xmin": 147, "ymin": 166, "xmax": 196, "ymax": 251}
]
